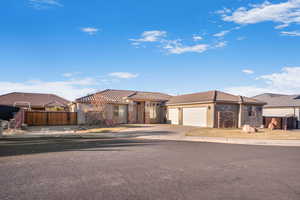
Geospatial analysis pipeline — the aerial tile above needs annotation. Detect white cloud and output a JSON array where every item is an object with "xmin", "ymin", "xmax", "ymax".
[
  {"xmin": 242, "ymin": 69, "xmax": 254, "ymax": 74},
  {"xmin": 130, "ymin": 30, "xmax": 167, "ymax": 44},
  {"xmin": 62, "ymin": 72, "xmax": 80, "ymax": 78},
  {"xmin": 0, "ymin": 72, "xmax": 140, "ymax": 100},
  {"xmin": 214, "ymin": 41, "xmax": 227, "ymax": 48},
  {"xmin": 168, "ymin": 44, "xmax": 209, "ymax": 54},
  {"xmin": 213, "ymin": 30, "xmax": 230, "ymax": 37},
  {"xmin": 0, "ymin": 79, "xmax": 97, "ymax": 101},
  {"xmin": 215, "ymin": 8, "xmax": 232, "ymax": 15},
  {"xmin": 162, "ymin": 39, "xmax": 209, "ymax": 54},
  {"xmin": 281, "ymin": 30, "xmax": 300, "ymax": 36},
  {"xmin": 225, "ymin": 67, "xmax": 300, "ymax": 96},
  {"xmin": 81, "ymin": 27, "xmax": 99, "ymax": 35},
  {"xmin": 274, "ymin": 23, "xmax": 290, "ymax": 29},
  {"xmin": 225, "ymin": 86, "xmax": 276, "ymax": 97},
  {"xmin": 131, "ymin": 30, "xmax": 229, "ymax": 55},
  {"xmin": 192, "ymin": 35, "xmax": 203, "ymax": 41},
  {"xmin": 29, "ymin": 0, "xmax": 63, "ymax": 9},
  {"xmin": 109, "ymin": 72, "xmax": 139, "ymax": 79},
  {"xmin": 221, "ymin": 0, "xmax": 300, "ymax": 29}
]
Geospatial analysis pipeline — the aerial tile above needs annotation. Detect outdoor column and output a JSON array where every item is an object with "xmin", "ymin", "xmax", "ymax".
[{"xmin": 238, "ymin": 103, "xmax": 243, "ymax": 128}]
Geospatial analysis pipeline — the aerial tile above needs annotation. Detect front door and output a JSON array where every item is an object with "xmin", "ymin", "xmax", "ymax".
[{"xmin": 136, "ymin": 102, "xmax": 145, "ymax": 124}]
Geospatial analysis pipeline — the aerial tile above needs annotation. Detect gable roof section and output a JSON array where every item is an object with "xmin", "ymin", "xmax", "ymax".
[
  {"xmin": 0, "ymin": 92, "xmax": 70, "ymax": 108},
  {"xmin": 253, "ymin": 93, "xmax": 300, "ymax": 107},
  {"xmin": 76, "ymin": 89, "xmax": 172, "ymax": 104},
  {"xmin": 167, "ymin": 90, "xmax": 264, "ymax": 105}
]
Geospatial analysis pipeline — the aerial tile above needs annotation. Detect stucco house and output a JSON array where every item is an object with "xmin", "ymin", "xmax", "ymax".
[
  {"xmin": 74, "ymin": 89, "xmax": 265, "ymax": 128},
  {"xmin": 166, "ymin": 90, "xmax": 265, "ymax": 128},
  {"xmin": 0, "ymin": 92, "xmax": 70, "ymax": 111},
  {"xmin": 73, "ymin": 89, "xmax": 172, "ymax": 125},
  {"xmin": 254, "ymin": 93, "xmax": 300, "ymax": 128}
]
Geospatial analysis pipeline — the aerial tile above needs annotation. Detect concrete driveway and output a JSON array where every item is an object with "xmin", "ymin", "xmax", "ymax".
[
  {"xmin": 117, "ymin": 124, "xmax": 196, "ymax": 139},
  {"xmin": 1, "ymin": 137, "xmax": 300, "ymax": 200}
]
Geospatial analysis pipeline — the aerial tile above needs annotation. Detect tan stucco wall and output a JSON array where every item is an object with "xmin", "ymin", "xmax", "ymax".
[
  {"xmin": 75, "ymin": 103, "xmax": 98, "ymax": 125},
  {"xmin": 166, "ymin": 103, "xmax": 215, "ymax": 127},
  {"xmin": 263, "ymin": 107, "xmax": 300, "ymax": 118},
  {"xmin": 76, "ymin": 103, "xmax": 128, "ymax": 125},
  {"xmin": 167, "ymin": 102, "xmax": 264, "ymax": 128}
]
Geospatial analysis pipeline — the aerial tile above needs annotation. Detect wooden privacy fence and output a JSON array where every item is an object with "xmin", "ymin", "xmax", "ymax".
[{"xmin": 25, "ymin": 111, "xmax": 77, "ymax": 126}]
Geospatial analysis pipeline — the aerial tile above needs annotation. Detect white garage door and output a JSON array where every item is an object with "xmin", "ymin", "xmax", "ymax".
[
  {"xmin": 183, "ymin": 107, "xmax": 207, "ymax": 127},
  {"xmin": 168, "ymin": 108, "xmax": 179, "ymax": 125}
]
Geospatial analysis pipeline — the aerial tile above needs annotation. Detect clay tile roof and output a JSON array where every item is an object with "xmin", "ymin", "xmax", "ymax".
[
  {"xmin": 166, "ymin": 90, "xmax": 264, "ymax": 105},
  {"xmin": 76, "ymin": 89, "xmax": 172, "ymax": 104},
  {"xmin": 253, "ymin": 93, "xmax": 300, "ymax": 107},
  {"xmin": 0, "ymin": 92, "xmax": 70, "ymax": 108},
  {"xmin": 128, "ymin": 91, "xmax": 172, "ymax": 101}
]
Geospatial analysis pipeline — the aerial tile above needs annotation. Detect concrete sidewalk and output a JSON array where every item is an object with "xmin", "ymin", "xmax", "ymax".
[{"xmin": 140, "ymin": 135, "xmax": 300, "ymax": 147}]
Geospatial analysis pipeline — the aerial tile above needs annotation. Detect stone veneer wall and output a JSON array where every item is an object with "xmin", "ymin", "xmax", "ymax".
[
  {"xmin": 214, "ymin": 104, "xmax": 239, "ymax": 128},
  {"xmin": 240, "ymin": 104, "xmax": 263, "ymax": 128}
]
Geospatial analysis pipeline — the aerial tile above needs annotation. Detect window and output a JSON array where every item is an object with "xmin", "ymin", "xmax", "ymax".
[
  {"xmin": 248, "ymin": 106, "xmax": 255, "ymax": 117},
  {"xmin": 113, "ymin": 105, "xmax": 119, "ymax": 117},
  {"xmin": 150, "ymin": 103, "xmax": 157, "ymax": 119}
]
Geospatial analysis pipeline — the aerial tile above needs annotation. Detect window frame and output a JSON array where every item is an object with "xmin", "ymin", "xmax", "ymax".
[{"xmin": 113, "ymin": 105, "xmax": 119, "ymax": 117}]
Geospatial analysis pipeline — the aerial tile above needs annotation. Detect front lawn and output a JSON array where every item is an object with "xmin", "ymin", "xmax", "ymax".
[
  {"xmin": 75, "ymin": 126, "xmax": 127, "ymax": 134},
  {"xmin": 186, "ymin": 128, "xmax": 300, "ymax": 140}
]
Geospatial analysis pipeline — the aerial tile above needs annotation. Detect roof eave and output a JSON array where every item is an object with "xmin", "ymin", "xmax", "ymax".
[{"xmin": 166, "ymin": 101, "xmax": 214, "ymax": 106}]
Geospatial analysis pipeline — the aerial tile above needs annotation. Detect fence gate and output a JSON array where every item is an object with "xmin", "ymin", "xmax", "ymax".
[{"xmin": 25, "ymin": 111, "xmax": 77, "ymax": 126}]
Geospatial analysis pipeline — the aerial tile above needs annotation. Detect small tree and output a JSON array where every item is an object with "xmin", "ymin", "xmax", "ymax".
[
  {"xmin": 79, "ymin": 92, "xmax": 116, "ymax": 126},
  {"xmin": 84, "ymin": 93, "xmax": 114, "ymax": 126}
]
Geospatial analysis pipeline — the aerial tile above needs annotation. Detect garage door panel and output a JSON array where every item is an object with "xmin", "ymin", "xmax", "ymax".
[
  {"xmin": 168, "ymin": 108, "xmax": 179, "ymax": 125},
  {"xmin": 183, "ymin": 107, "xmax": 207, "ymax": 127}
]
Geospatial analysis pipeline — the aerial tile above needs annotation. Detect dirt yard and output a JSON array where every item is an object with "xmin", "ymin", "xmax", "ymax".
[{"xmin": 186, "ymin": 128, "xmax": 300, "ymax": 140}]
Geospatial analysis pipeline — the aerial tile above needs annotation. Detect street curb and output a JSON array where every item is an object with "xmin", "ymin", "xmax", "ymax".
[
  {"xmin": 137, "ymin": 136, "xmax": 300, "ymax": 147},
  {"xmin": 2, "ymin": 134, "xmax": 300, "ymax": 147}
]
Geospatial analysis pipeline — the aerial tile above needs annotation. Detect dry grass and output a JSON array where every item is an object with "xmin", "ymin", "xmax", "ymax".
[
  {"xmin": 186, "ymin": 128, "xmax": 300, "ymax": 140},
  {"xmin": 75, "ymin": 127, "xmax": 127, "ymax": 134}
]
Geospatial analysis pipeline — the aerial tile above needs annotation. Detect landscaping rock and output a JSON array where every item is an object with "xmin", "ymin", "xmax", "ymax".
[
  {"xmin": 268, "ymin": 118, "xmax": 279, "ymax": 130},
  {"xmin": 242, "ymin": 125, "xmax": 258, "ymax": 133},
  {"xmin": 0, "ymin": 120, "xmax": 9, "ymax": 129}
]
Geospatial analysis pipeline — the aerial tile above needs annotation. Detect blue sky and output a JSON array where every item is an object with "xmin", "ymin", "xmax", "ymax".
[{"xmin": 1, "ymin": 0, "xmax": 300, "ymax": 100}]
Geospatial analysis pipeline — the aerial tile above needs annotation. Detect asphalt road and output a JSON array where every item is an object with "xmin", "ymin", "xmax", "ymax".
[{"xmin": 1, "ymin": 137, "xmax": 300, "ymax": 200}]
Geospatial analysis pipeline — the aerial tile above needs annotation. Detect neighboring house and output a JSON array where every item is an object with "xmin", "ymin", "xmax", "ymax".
[
  {"xmin": 253, "ymin": 93, "xmax": 300, "ymax": 128},
  {"xmin": 0, "ymin": 92, "xmax": 70, "ymax": 111},
  {"xmin": 73, "ymin": 89, "xmax": 172, "ymax": 125},
  {"xmin": 166, "ymin": 90, "xmax": 265, "ymax": 128},
  {"xmin": 75, "ymin": 89, "xmax": 265, "ymax": 128}
]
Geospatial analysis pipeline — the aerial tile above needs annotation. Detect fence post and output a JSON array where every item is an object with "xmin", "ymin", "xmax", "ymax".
[{"xmin": 46, "ymin": 112, "xmax": 49, "ymax": 126}]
